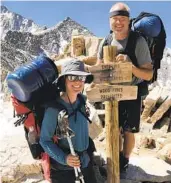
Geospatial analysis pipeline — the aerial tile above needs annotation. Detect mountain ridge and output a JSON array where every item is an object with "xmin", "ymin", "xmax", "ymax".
[
  {"xmin": 0, "ymin": 5, "xmax": 94, "ymax": 94},
  {"xmin": 0, "ymin": 5, "xmax": 45, "ymax": 38}
]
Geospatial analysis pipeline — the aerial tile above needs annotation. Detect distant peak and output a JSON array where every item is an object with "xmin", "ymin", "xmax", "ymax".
[
  {"xmin": 64, "ymin": 17, "xmax": 72, "ymax": 21},
  {"xmin": 1, "ymin": 5, "xmax": 8, "ymax": 13}
]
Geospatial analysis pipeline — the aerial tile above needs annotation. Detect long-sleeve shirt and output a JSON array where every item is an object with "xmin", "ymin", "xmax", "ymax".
[{"xmin": 39, "ymin": 95, "xmax": 90, "ymax": 169}]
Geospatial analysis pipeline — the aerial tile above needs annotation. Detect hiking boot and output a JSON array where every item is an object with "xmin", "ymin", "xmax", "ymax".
[{"xmin": 119, "ymin": 152, "xmax": 129, "ymax": 174}]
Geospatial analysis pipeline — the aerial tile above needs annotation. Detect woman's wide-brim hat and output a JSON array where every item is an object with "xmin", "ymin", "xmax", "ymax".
[{"xmin": 54, "ymin": 59, "xmax": 94, "ymax": 88}]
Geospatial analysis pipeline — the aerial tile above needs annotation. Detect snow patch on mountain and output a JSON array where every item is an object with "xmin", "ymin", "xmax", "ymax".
[{"xmin": 0, "ymin": 5, "xmax": 45, "ymax": 39}]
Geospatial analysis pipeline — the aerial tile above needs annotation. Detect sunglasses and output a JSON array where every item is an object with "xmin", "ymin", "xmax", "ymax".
[{"xmin": 67, "ymin": 75, "xmax": 87, "ymax": 82}]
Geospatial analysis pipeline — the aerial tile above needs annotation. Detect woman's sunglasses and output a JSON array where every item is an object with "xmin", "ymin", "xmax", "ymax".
[{"xmin": 67, "ymin": 75, "xmax": 87, "ymax": 82}]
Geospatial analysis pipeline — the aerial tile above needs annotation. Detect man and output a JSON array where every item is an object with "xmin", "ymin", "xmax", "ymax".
[{"xmin": 97, "ymin": 2, "xmax": 153, "ymax": 173}]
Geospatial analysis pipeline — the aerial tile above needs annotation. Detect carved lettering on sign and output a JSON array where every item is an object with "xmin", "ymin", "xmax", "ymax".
[
  {"xmin": 101, "ymin": 94, "xmax": 123, "ymax": 100},
  {"xmin": 99, "ymin": 88, "xmax": 123, "ymax": 93},
  {"xmin": 86, "ymin": 85, "xmax": 138, "ymax": 102},
  {"xmin": 89, "ymin": 63, "xmax": 132, "ymax": 83}
]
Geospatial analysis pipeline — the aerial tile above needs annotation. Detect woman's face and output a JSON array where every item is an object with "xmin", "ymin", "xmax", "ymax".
[{"xmin": 65, "ymin": 75, "xmax": 86, "ymax": 95}]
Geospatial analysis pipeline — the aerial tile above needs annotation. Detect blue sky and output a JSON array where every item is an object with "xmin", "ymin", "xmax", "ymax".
[{"xmin": 2, "ymin": 1, "xmax": 171, "ymax": 48}]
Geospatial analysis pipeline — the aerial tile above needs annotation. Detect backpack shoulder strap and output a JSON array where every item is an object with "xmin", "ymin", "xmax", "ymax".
[
  {"xmin": 77, "ymin": 94, "xmax": 92, "ymax": 123},
  {"xmin": 46, "ymin": 99, "xmax": 68, "ymax": 114},
  {"xmin": 77, "ymin": 94, "xmax": 86, "ymax": 106},
  {"xmin": 100, "ymin": 33, "xmax": 113, "ymax": 61},
  {"xmin": 103, "ymin": 33, "xmax": 113, "ymax": 46},
  {"xmin": 124, "ymin": 30, "xmax": 140, "ymax": 67}
]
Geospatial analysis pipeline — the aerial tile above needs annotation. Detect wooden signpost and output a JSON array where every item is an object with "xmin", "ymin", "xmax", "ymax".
[
  {"xmin": 86, "ymin": 45, "xmax": 138, "ymax": 183},
  {"xmin": 86, "ymin": 85, "xmax": 137, "ymax": 102},
  {"xmin": 88, "ymin": 62, "xmax": 133, "ymax": 84}
]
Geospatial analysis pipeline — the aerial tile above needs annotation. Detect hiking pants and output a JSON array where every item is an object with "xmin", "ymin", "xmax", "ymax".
[{"xmin": 50, "ymin": 163, "xmax": 97, "ymax": 183}]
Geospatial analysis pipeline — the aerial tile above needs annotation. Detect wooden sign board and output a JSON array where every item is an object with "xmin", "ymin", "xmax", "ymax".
[
  {"xmin": 89, "ymin": 62, "xmax": 132, "ymax": 84},
  {"xmin": 86, "ymin": 84, "xmax": 137, "ymax": 102}
]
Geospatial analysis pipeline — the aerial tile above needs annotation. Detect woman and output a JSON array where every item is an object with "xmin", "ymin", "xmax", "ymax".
[{"xmin": 40, "ymin": 59, "xmax": 97, "ymax": 183}]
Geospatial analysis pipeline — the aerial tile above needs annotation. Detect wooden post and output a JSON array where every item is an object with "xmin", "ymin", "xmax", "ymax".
[
  {"xmin": 104, "ymin": 45, "xmax": 120, "ymax": 183},
  {"xmin": 71, "ymin": 35, "xmax": 85, "ymax": 57},
  {"xmin": 105, "ymin": 101, "xmax": 119, "ymax": 183},
  {"xmin": 103, "ymin": 45, "xmax": 117, "ymax": 63}
]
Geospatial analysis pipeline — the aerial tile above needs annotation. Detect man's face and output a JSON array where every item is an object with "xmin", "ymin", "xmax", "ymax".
[{"xmin": 110, "ymin": 15, "xmax": 130, "ymax": 35}]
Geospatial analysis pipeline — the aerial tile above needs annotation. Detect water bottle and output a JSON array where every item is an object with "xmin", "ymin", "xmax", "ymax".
[{"xmin": 28, "ymin": 126, "xmax": 37, "ymax": 144}]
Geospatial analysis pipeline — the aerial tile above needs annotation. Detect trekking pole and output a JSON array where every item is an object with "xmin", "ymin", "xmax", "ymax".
[
  {"xmin": 57, "ymin": 110, "xmax": 85, "ymax": 183},
  {"xmin": 66, "ymin": 131, "xmax": 85, "ymax": 183}
]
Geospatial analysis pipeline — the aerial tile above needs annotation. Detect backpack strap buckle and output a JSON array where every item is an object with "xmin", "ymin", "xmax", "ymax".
[{"xmin": 14, "ymin": 111, "xmax": 32, "ymax": 127}]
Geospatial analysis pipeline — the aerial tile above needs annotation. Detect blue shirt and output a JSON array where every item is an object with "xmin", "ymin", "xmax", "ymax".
[{"xmin": 39, "ymin": 95, "xmax": 90, "ymax": 168}]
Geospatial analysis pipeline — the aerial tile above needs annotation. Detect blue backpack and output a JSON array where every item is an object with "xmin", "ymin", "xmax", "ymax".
[
  {"xmin": 6, "ymin": 55, "xmax": 60, "ymax": 160},
  {"xmin": 131, "ymin": 12, "xmax": 166, "ymax": 83}
]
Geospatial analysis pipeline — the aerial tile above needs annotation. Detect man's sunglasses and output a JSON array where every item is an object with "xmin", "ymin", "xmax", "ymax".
[{"xmin": 67, "ymin": 75, "xmax": 87, "ymax": 82}]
